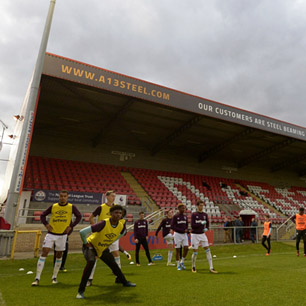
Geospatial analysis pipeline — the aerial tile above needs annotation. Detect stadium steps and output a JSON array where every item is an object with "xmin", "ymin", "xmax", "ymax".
[
  {"xmin": 221, "ymin": 204, "xmax": 241, "ymax": 217},
  {"xmin": 120, "ymin": 172, "xmax": 159, "ymax": 212},
  {"xmin": 280, "ymin": 225, "xmax": 296, "ymax": 240},
  {"xmin": 236, "ymin": 183, "xmax": 287, "ymax": 217}
]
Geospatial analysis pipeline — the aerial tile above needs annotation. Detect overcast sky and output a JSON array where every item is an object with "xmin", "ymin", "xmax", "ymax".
[{"xmin": 1, "ymin": 0, "xmax": 306, "ymax": 189}]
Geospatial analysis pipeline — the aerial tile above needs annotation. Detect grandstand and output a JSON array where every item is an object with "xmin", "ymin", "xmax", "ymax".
[
  {"xmin": 2, "ymin": 52, "xmax": 306, "ymax": 254},
  {"xmin": 24, "ymin": 156, "xmax": 139, "ymax": 202},
  {"xmin": 22, "ymin": 156, "xmax": 306, "ymax": 226}
]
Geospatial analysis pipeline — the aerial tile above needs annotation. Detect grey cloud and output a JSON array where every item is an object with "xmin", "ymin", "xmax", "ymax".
[{"xmin": 1, "ymin": 0, "xmax": 306, "ymax": 147}]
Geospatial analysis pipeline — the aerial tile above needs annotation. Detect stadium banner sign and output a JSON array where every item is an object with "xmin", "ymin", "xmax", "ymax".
[
  {"xmin": 14, "ymin": 111, "xmax": 35, "ymax": 194},
  {"xmin": 119, "ymin": 230, "xmax": 214, "ymax": 251},
  {"xmin": 101, "ymin": 194, "xmax": 127, "ymax": 206},
  {"xmin": 32, "ymin": 190, "xmax": 103, "ymax": 205},
  {"xmin": 43, "ymin": 53, "xmax": 306, "ymax": 141},
  {"xmin": 115, "ymin": 194, "xmax": 127, "ymax": 206}
]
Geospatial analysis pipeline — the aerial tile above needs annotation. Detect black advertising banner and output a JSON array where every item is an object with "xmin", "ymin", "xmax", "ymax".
[
  {"xmin": 32, "ymin": 190, "xmax": 128, "ymax": 206},
  {"xmin": 32, "ymin": 190, "xmax": 103, "ymax": 205},
  {"xmin": 42, "ymin": 53, "xmax": 306, "ymax": 141}
]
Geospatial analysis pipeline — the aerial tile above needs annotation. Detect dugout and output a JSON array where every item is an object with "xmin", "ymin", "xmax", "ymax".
[
  {"xmin": 239, "ymin": 209, "xmax": 257, "ymax": 226},
  {"xmin": 239, "ymin": 209, "xmax": 257, "ymax": 240}
]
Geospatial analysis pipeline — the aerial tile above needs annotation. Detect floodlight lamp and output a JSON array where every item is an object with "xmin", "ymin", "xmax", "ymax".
[{"xmin": 14, "ymin": 115, "xmax": 24, "ymax": 121}]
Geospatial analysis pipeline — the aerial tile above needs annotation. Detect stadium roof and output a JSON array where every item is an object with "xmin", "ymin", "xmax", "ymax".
[{"xmin": 32, "ymin": 53, "xmax": 306, "ymax": 176}]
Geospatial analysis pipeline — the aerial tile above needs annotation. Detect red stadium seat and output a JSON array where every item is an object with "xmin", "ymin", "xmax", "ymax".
[
  {"xmin": 23, "ymin": 157, "xmax": 305, "ymax": 226},
  {"xmin": 83, "ymin": 213, "xmax": 91, "ymax": 222},
  {"xmin": 126, "ymin": 214, "xmax": 133, "ymax": 222},
  {"xmin": 33, "ymin": 211, "xmax": 42, "ymax": 222}
]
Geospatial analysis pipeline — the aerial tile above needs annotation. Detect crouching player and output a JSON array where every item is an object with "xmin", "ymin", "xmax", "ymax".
[
  {"xmin": 191, "ymin": 201, "xmax": 218, "ymax": 274},
  {"xmin": 76, "ymin": 205, "xmax": 136, "ymax": 299},
  {"xmin": 86, "ymin": 207, "xmax": 131, "ymax": 287},
  {"xmin": 155, "ymin": 210, "xmax": 175, "ymax": 266}
]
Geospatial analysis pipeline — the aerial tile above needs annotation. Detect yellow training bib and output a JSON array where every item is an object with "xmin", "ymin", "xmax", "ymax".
[
  {"xmin": 49, "ymin": 203, "xmax": 73, "ymax": 234},
  {"xmin": 98, "ymin": 203, "xmax": 114, "ymax": 221},
  {"xmin": 87, "ymin": 218, "xmax": 123, "ymax": 257}
]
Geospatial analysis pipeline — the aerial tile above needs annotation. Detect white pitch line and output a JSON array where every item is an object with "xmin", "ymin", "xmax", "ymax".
[{"xmin": 0, "ymin": 291, "xmax": 7, "ymax": 306}]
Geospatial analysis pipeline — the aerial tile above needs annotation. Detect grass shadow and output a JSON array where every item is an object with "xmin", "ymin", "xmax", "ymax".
[{"xmin": 84, "ymin": 285, "xmax": 141, "ymax": 304}]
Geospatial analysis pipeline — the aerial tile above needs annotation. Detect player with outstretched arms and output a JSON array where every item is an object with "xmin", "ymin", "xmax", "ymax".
[
  {"xmin": 155, "ymin": 210, "xmax": 175, "ymax": 266},
  {"xmin": 31, "ymin": 190, "xmax": 81, "ymax": 286},
  {"xmin": 171, "ymin": 203, "xmax": 189, "ymax": 271},
  {"xmin": 191, "ymin": 200, "xmax": 218, "ymax": 273},
  {"xmin": 76, "ymin": 205, "xmax": 136, "ymax": 299}
]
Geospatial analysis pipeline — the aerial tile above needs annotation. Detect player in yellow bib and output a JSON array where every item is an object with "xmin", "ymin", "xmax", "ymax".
[
  {"xmin": 32, "ymin": 190, "xmax": 81, "ymax": 286},
  {"xmin": 76, "ymin": 205, "xmax": 136, "ymax": 299},
  {"xmin": 87, "ymin": 190, "xmax": 131, "ymax": 286}
]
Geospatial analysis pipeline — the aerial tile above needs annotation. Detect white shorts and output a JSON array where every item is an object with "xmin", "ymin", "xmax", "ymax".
[
  {"xmin": 43, "ymin": 233, "xmax": 67, "ymax": 251},
  {"xmin": 174, "ymin": 232, "xmax": 188, "ymax": 248},
  {"xmin": 191, "ymin": 233, "xmax": 209, "ymax": 249},
  {"xmin": 164, "ymin": 233, "xmax": 174, "ymax": 245},
  {"xmin": 108, "ymin": 240, "xmax": 119, "ymax": 252}
]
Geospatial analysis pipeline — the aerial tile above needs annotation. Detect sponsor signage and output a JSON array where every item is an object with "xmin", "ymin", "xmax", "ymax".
[
  {"xmin": 119, "ymin": 230, "xmax": 214, "ymax": 251},
  {"xmin": 32, "ymin": 189, "xmax": 103, "ymax": 205},
  {"xmin": 15, "ymin": 111, "xmax": 34, "ymax": 193},
  {"xmin": 33, "ymin": 190, "xmax": 128, "ymax": 205},
  {"xmin": 101, "ymin": 194, "xmax": 127, "ymax": 206},
  {"xmin": 43, "ymin": 53, "xmax": 306, "ymax": 141}
]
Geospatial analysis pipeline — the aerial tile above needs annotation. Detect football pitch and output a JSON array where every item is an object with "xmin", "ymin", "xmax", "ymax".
[{"xmin": 0, "ymin": 242, "xmax": 304, "ymax": 306}]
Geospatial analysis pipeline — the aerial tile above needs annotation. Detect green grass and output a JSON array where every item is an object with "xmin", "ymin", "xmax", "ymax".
[{"xmin": 0, "ymin": 242, "xmax": 304, "ymax": 306}]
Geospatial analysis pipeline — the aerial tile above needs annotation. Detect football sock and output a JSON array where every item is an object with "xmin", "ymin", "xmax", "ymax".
[
  {"xmin": 35, "ymin": 256, "xmax": 46, "ymax": 280},
  {"xmin": 205, "ymin": 248, "xmax": 213, "ymax": 270},
  {"xmin": 180, "ymin": 257, "xmax": 185, "ymax": 264},
  {"xmin": 52, "ymin": 257, "xmax": 62, "ymax": 279},
  {"xmin": 123, "ymin": 250, "xmax": 129, "ymax": 256},
  {"xmin": 168, "ymin": 251, "xmax": 173, "ymax": 263},
  {"xmin": 89, "ymin": 260, "xmax": 97, "ymax": 280},
  {"xmin": 114, "ymin": 256, "xmax": 121, "ymax": 268},
  {"xmin": 192, "ymin": 252, "xmax": 198, "ymax": 268},
  {"xmin": 176, "ymin": 260, "xmax": 180, "ymax": 267}
]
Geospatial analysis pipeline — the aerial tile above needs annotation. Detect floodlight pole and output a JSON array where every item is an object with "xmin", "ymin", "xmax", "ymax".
[
  {"xmin": 4, "ymin": 0, "xmax": 56, "ymax": 227},
  {"xmin": 0, "ymin": 120, "xmax": 8, "ymax": 152}
]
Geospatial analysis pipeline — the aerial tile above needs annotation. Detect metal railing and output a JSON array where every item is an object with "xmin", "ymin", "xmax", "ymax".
[
  {"xmin": 207, "ymin": 225, "xmax": 277, "ymax": 244},
  {"xmin": 10, "ymin": 230, "xmax": 42, "ymax": 259},
  {"xmin": 0, "ymin": 230, "xmax": 14, "ymax": 257},
  {"xmin": 126, "ymin": 208, "xmax": 166, "ymax": 231},
  {"xmin": 277, "ymin": 214, "xmax": 295, "ymax": 240}
]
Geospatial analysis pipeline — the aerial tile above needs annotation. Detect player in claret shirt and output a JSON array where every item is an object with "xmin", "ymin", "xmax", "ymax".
[
  {"xmin": 134, "ymin": 211, "xmax": 154, "ymax": 266},
  {"xmin": 31, "ymin": 190, "xmax": 82, "ymax": 286},
  {"xmin": 155, "ymin": 210, "xmax": 175, "ymax": 266},
  {"xmin": 171, "ymin": 203, "xmax": 189, "ymax": 271},
  {"xmin": 191, "ymin": 200, "xmax": 218, "ymax": 274}
]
